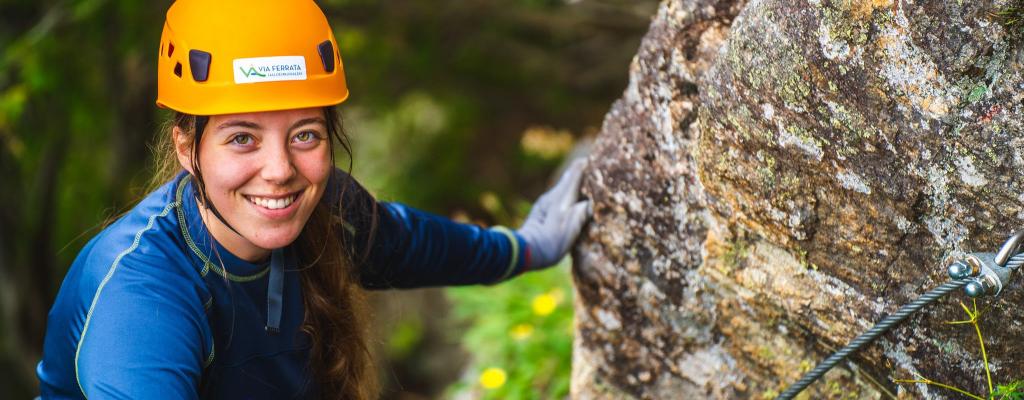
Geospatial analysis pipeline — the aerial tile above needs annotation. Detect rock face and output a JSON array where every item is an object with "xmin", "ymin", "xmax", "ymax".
[{"xmin": 573, "ymin": 0, "xmax": 1024, "ymax": 398}]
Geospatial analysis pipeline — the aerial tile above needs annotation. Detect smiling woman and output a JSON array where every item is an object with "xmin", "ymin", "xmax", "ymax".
[
  {"xmin": 172, "ymin": 109, "xmax": 334, "ymax": 260},
  {"xmin": 33, "ymin": 0, "xmax": 591, "ymax": 399}
]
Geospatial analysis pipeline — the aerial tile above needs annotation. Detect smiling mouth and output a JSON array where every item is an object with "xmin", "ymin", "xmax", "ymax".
[{"xmin": 245, "ymin": 193, "xmax": 299, "ymax": 210}]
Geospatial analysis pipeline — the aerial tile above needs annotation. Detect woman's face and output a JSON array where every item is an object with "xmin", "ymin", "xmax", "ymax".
[{"xmin": 174, "ymin": 107, "xmax": 332, "ymax": 262}]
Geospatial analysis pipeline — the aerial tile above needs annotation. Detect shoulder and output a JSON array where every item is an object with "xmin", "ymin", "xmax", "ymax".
[
  {"xmin": 322, "ymin": 168, "xmax": 376, "ymax": 214},
  {"xmin": 322, "ymin": 168, "xmax": 380, "ymax": 240},
  {"xmin": 70, "ymin": 180, "xmax": 209, "ymax": 398},
  {"xmin": 40, "ymin": 176, "xmax": 209, "ymax": 396},
  {"xmin": 69, "ymin": 175, "xmax": 206, "ymax": 309}
]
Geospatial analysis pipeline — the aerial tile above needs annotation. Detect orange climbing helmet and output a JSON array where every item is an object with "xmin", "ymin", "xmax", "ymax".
[{"xmin": 156, "ymin": 0, "xmax": 348, "ymax": 116}]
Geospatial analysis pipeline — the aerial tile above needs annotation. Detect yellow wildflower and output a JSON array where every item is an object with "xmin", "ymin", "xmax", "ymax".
[
  {"xmin": 510, "ymin": 323, "xmax": 534, "ymax": 340},
  {"xmin": 532, "ymin": 293, "xmax": 557, "ymax": 316},
  {"xmin": 479, "ymin": 367, "xmax": 507, "ymax": 389}
]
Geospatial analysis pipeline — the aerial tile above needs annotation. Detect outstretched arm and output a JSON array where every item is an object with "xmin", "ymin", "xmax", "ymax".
[
  {"xmin": 326, "ymin": 162, "xmax": 590, "ymax": 289},
  {"xmin": 359, "ymin": 201, "xmax": 528, "ymax": 289}
]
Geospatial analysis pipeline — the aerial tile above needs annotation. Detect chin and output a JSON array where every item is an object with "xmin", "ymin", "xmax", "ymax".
[{"xmin": 247, "ymin": 226, "xmax": 304, "ymax": 250}]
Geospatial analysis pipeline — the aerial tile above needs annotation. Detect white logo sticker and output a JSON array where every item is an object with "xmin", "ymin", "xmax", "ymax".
[{"xmin": 233, "ymin": 56, "xmax": 307, "ymax": 84}]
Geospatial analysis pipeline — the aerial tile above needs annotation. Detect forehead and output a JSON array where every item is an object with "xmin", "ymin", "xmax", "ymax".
[{"xmin": 209, "ymin": 107, "xmax": 324, "ymax": 129}]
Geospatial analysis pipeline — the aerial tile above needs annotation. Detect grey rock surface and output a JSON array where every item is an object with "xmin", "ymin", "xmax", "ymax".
[{"xmin": 572, "ymin": 0, "xmax": 1024, "ymax": 398}]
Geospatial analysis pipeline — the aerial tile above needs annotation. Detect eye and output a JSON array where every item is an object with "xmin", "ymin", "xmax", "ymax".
[
  {"xmin": 293, "ymin": 130, "xmax": 321, "ymax": 143},
  {"xmin": 230, "ymin": 134, "xmax": 255, "ymax": 146}
]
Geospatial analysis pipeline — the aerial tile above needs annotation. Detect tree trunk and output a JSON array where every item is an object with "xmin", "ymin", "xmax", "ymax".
[{"xmin": 573, "ymin": 0, "xmax": 1024, "ymax": 398}]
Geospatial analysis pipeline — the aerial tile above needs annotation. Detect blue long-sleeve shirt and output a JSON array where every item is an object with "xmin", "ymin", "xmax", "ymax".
[{"xmin": 36, "ymin": 171, "xmax": 528, "ymax": 399}]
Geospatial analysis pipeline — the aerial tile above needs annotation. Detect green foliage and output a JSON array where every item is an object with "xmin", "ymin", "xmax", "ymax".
[
  {"xmin": 990, "ymin": 1, "xmax": 1024, "ymax": 47},
  {"xmin": 445, "ymin": 261, "xmax": 575, "ymax": 399},
  {"xmin": 387, "ymin": 317, "xmax": 425, "ymax": 360},
  {"xmin": 895, "ymin": 300, "xmax": 1024, "ymax": 400},
  {"xmin": 993, "ymin": 381, "xmax": 1024, "ymax": 400},
  {"xmin": 990, "ymin": 3, "xmax": 1024, "ymax": 29}
]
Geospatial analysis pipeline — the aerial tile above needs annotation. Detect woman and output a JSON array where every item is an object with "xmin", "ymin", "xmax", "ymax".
[{"xmin": 35, "ymin": 1, "xmax": 591, "ymax": 399}]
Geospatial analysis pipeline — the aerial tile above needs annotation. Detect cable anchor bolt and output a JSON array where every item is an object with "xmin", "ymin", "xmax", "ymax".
[{"xmin": 958, "ymin": 252, "xmax": 1015, "ymax": 298}]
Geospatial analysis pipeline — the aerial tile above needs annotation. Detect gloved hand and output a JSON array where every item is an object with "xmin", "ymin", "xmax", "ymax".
[{"xmin": 517, "ymin": 159, "xmax": 592, "ymax": 269}]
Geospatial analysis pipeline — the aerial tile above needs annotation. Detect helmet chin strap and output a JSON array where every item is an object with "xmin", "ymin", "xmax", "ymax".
[
  {"xmin": 192, "ymin": 116, "xmax": 243, "ymax": 237},
  {"xmin": 192, "ymin": 115, "xmax": 288, "ymax": 335}
]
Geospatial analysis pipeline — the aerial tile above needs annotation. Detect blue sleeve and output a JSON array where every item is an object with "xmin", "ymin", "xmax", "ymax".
[
  {"xmin": 358, "ymin": 202, "xmax": 528, "ymax": 289},
  {"xmin": 74, "ymin": 254, "xmax": 206, "ymax": 399},
  {"xmin": 324, "ymin": 170, "xmax": 529, "ymax": 289}
]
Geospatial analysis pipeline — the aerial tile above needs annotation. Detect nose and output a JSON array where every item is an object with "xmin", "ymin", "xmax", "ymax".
[{"xmin": 260, "ymin": 142, "xmax": 296, "ymax": 184}]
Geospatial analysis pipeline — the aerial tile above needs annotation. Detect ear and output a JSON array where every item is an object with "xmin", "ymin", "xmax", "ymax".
[{"xmin": 172, "ymin": 126, "xmax": 195, "ymax": 175}]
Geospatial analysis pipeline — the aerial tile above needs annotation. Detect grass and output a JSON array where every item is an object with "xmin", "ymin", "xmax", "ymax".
[
  {"xmin": 991, "ymin": 4, "xmax": 1024, "ymax": 29},
  {"xmin": 893, "ymin": 299, "xmax": 1023, "ymax": 399}
]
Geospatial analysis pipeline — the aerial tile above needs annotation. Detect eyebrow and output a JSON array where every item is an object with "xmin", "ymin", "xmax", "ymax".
[
  {"xmin": 214, "ymin": 117, "xmax": 326, "ymax": 132},
  {"xmin": 215, "ymin": 120, "xmax": 261, "ymax": 131},
  {"xmin": 287, "ymin": 117, "xmax": 326, "ymax": 132}
]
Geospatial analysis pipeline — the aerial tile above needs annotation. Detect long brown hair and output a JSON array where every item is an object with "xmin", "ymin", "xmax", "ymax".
[{"xmin": 148, "ymin": 107, "xmax": 380, "ymax": 399}]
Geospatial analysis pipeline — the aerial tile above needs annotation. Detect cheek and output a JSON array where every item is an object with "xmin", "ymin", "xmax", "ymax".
[
  {"xmin": 295, "ymin": 146, "xmax": 333, "ymax": 186},
  {"xmin": 198, "ymin": 149, "xmax": 256, "ymax": 199}
]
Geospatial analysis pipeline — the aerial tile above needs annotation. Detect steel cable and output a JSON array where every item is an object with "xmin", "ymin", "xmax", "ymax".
[
  {"xmin": 1002, "ymin": 252, "xmax": 1024, "ymax": 271},
  {"xmin": 775, "ymin": 278, "xmax": 970, "ymax": 400}
]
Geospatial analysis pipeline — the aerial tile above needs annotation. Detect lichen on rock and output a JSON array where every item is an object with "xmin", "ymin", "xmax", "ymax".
[{"xmin": 574, "ymin": 0, "xmax": 1024, "ymax": 398}]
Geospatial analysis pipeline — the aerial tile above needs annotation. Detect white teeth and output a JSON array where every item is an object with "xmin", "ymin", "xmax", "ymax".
[{"xmin": 248, "ymin": 194, "xmax": 296, "ymax": 210}]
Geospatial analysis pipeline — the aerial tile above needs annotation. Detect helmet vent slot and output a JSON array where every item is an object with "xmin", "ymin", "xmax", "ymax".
[
  {"xmin": 173, "ymin": 62, "xmax": 183, "ymax": 78},
  {"xmin": 168, "ymin": 42, "xmax": 175, "ymax": 58},
  {"xmin": 317, "ymin": 40, "xmax": 335, "ymax": 73},
  {"xmin": 189, "ymin": 50, "xmax": 212, "ymax": 82}
]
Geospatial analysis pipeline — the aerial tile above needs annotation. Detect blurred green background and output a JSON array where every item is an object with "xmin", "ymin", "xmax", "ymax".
[{"xmin": 0, "ymin": 0, "xmax": 656, "ymax": 398}]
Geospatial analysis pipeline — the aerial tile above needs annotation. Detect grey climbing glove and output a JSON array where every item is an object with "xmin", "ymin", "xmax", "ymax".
[{"xmin": 517, "ymin": 159, "xmax": 592, "ymax": 269}]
